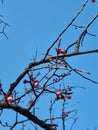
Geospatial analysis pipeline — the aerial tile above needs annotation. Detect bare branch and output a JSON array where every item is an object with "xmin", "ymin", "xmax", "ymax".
[
  {"xmin": 0, "ymin": 102, "xmax": 55, "ymax": 130},
  {"xmin": 66, "ymin": 62, "xmax": 98, "ymax": 84},
  {"xmin": 44, "ymin": 0, "xmax": 89, "ymax": 59},
  {"xmin": 6, "ymin": 48, "xmax": 98, "ymax": 98},
  {"xmin": 75, "ymin": 13, "xmax": 98, "ymax": 52},
  {"xmin": 0, "ymin": 17, "xmax": 10, "ymax": 39}
]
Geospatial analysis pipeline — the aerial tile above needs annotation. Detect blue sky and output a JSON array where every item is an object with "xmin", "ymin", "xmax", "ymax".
[{"xmin": 0, "ymin": 0, "xmax": 98, "ymax": 130}]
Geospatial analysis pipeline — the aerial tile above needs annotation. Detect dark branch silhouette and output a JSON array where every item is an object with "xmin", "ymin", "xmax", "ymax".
[{"xmin": 0, "ymin": 0, "xmax": 98, "ymax": 130}]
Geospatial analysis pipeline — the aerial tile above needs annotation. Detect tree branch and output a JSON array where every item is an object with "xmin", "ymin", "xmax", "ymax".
[
  {"xmin": 6, "ymin": 49, "xmax": 98, "ymax": 97},
  {"xmin": 0, "ymin": 101, "xmax": 55, "ymax": 130},
  {"xmin": 75, "ymin": 13, "xmax": 98, "ymax": 52},
  {"xmin": 44, "ymin": 0, "xmax": 89, "ymax": 59}
]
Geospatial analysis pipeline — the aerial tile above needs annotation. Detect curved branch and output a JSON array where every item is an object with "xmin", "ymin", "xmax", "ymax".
[
  {"xmin": 66, "ymin": 62, "xmax": 98, "ymax": 84},
  {"xmin": 0, "ymin": 101, "xmax": 55, "ymax": 130},
  {"xmin": 44, "ymin": 0, "xmax": 89, "ymax": 59},
  {"xmin": 6, "ymin": 49, "xmax": 98, "ymax": 96},
  {"xmin": 75, "ymin": 13, "xmax": 98, "ymax": 52}
]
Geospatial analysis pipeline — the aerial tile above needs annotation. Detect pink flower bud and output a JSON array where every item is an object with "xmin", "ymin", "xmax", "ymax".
[
  {"xmin": 33, "ymin": 82, "xmax": 39, "ymax": 88},
  {"xmin": 91, "ymin": 0, "xmax": 95, "ymax": 2},
  {"xmin": 56, "ymin": 91, "xmax": 62, "ymax": 95},
  {"xmin": 59, "ymin": 49, "xmax": 65, "ymax": 54},
  {"xmin": 33, "ymin": 78, "xmax": 38, "ymax": 83},
  {"xmin": 32, "ymin": 78, "xmax": 39, "ymax": 88},
  {"xmin": 7, "ymin": 96, "xmax": 13, "ymax": 103},
  {"xmin": 56, "ymin": 91, "xmax": 65, "ymax": 100},
  {"xmin": 56, "ymin": 48, "xmax": 66, "ymax": 54}
]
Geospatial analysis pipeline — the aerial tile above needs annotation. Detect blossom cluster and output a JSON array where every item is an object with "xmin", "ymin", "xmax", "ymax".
[
  {"xmin": 55, "ymin": 88, "xmax": 72, "ymax": 100},
  {"xmin": 23, "ymin": 78, "xmax": 39, "ymax": 88}
]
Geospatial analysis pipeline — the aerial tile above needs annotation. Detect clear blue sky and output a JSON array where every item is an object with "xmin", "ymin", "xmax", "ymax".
[{"xmin": 0, "ymin": 0, "xmax": 98, "ymax": 130}]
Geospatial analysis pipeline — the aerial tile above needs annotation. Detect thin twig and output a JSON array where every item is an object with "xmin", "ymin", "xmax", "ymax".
[
  {"xmin": 66, "ymin": 62, "xmax": 98, "ymax": 84},
  {"xmin": 75, "ymin": 13, "xmax": 98, "ymax": 52},
  {"xmin": 44, "ymin": 0, "xmax": 89, "ymax": 59}
]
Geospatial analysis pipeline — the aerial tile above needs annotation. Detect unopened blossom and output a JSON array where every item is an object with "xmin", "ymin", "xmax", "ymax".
[
  {"xmin": 66, "ymin": 93, "xmax": 71, "ymax": 99},
  {"xmin": 33, "ymin": 78, "xmax": 39, "ymax": 88},
  {"xmin": 56, "ymin": 48, "xmax": 66, "ymax": 54},
  {"xmin": 23, "ymin": 79, "xmax": 30, "ymax": 84},
  {"xmin": 56, "ymin": 91, "xmax": 65, "ymax": 100},
  {"xmin": 91, "ymin": 0, "xmax": 95, "ymax": 2},
  {"xmin": 7, "ymin": 96, "xmax": 13, "ymax": 103}
]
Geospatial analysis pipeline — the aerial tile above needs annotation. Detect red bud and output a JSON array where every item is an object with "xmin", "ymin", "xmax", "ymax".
[
  {"xmin": 91, "ymin": 0, "xmax": 95, "ymax": 2},
  {"xmin": 23, "ymin": 79, "xmax": 29, "ymax": 84},
  {"xmin": 66, "ymin": 94, "xmax": 71, "ymax": 99},
  {"xmin": 56, "ymin": 48, "xmax": 66, "ymax": 54}
]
